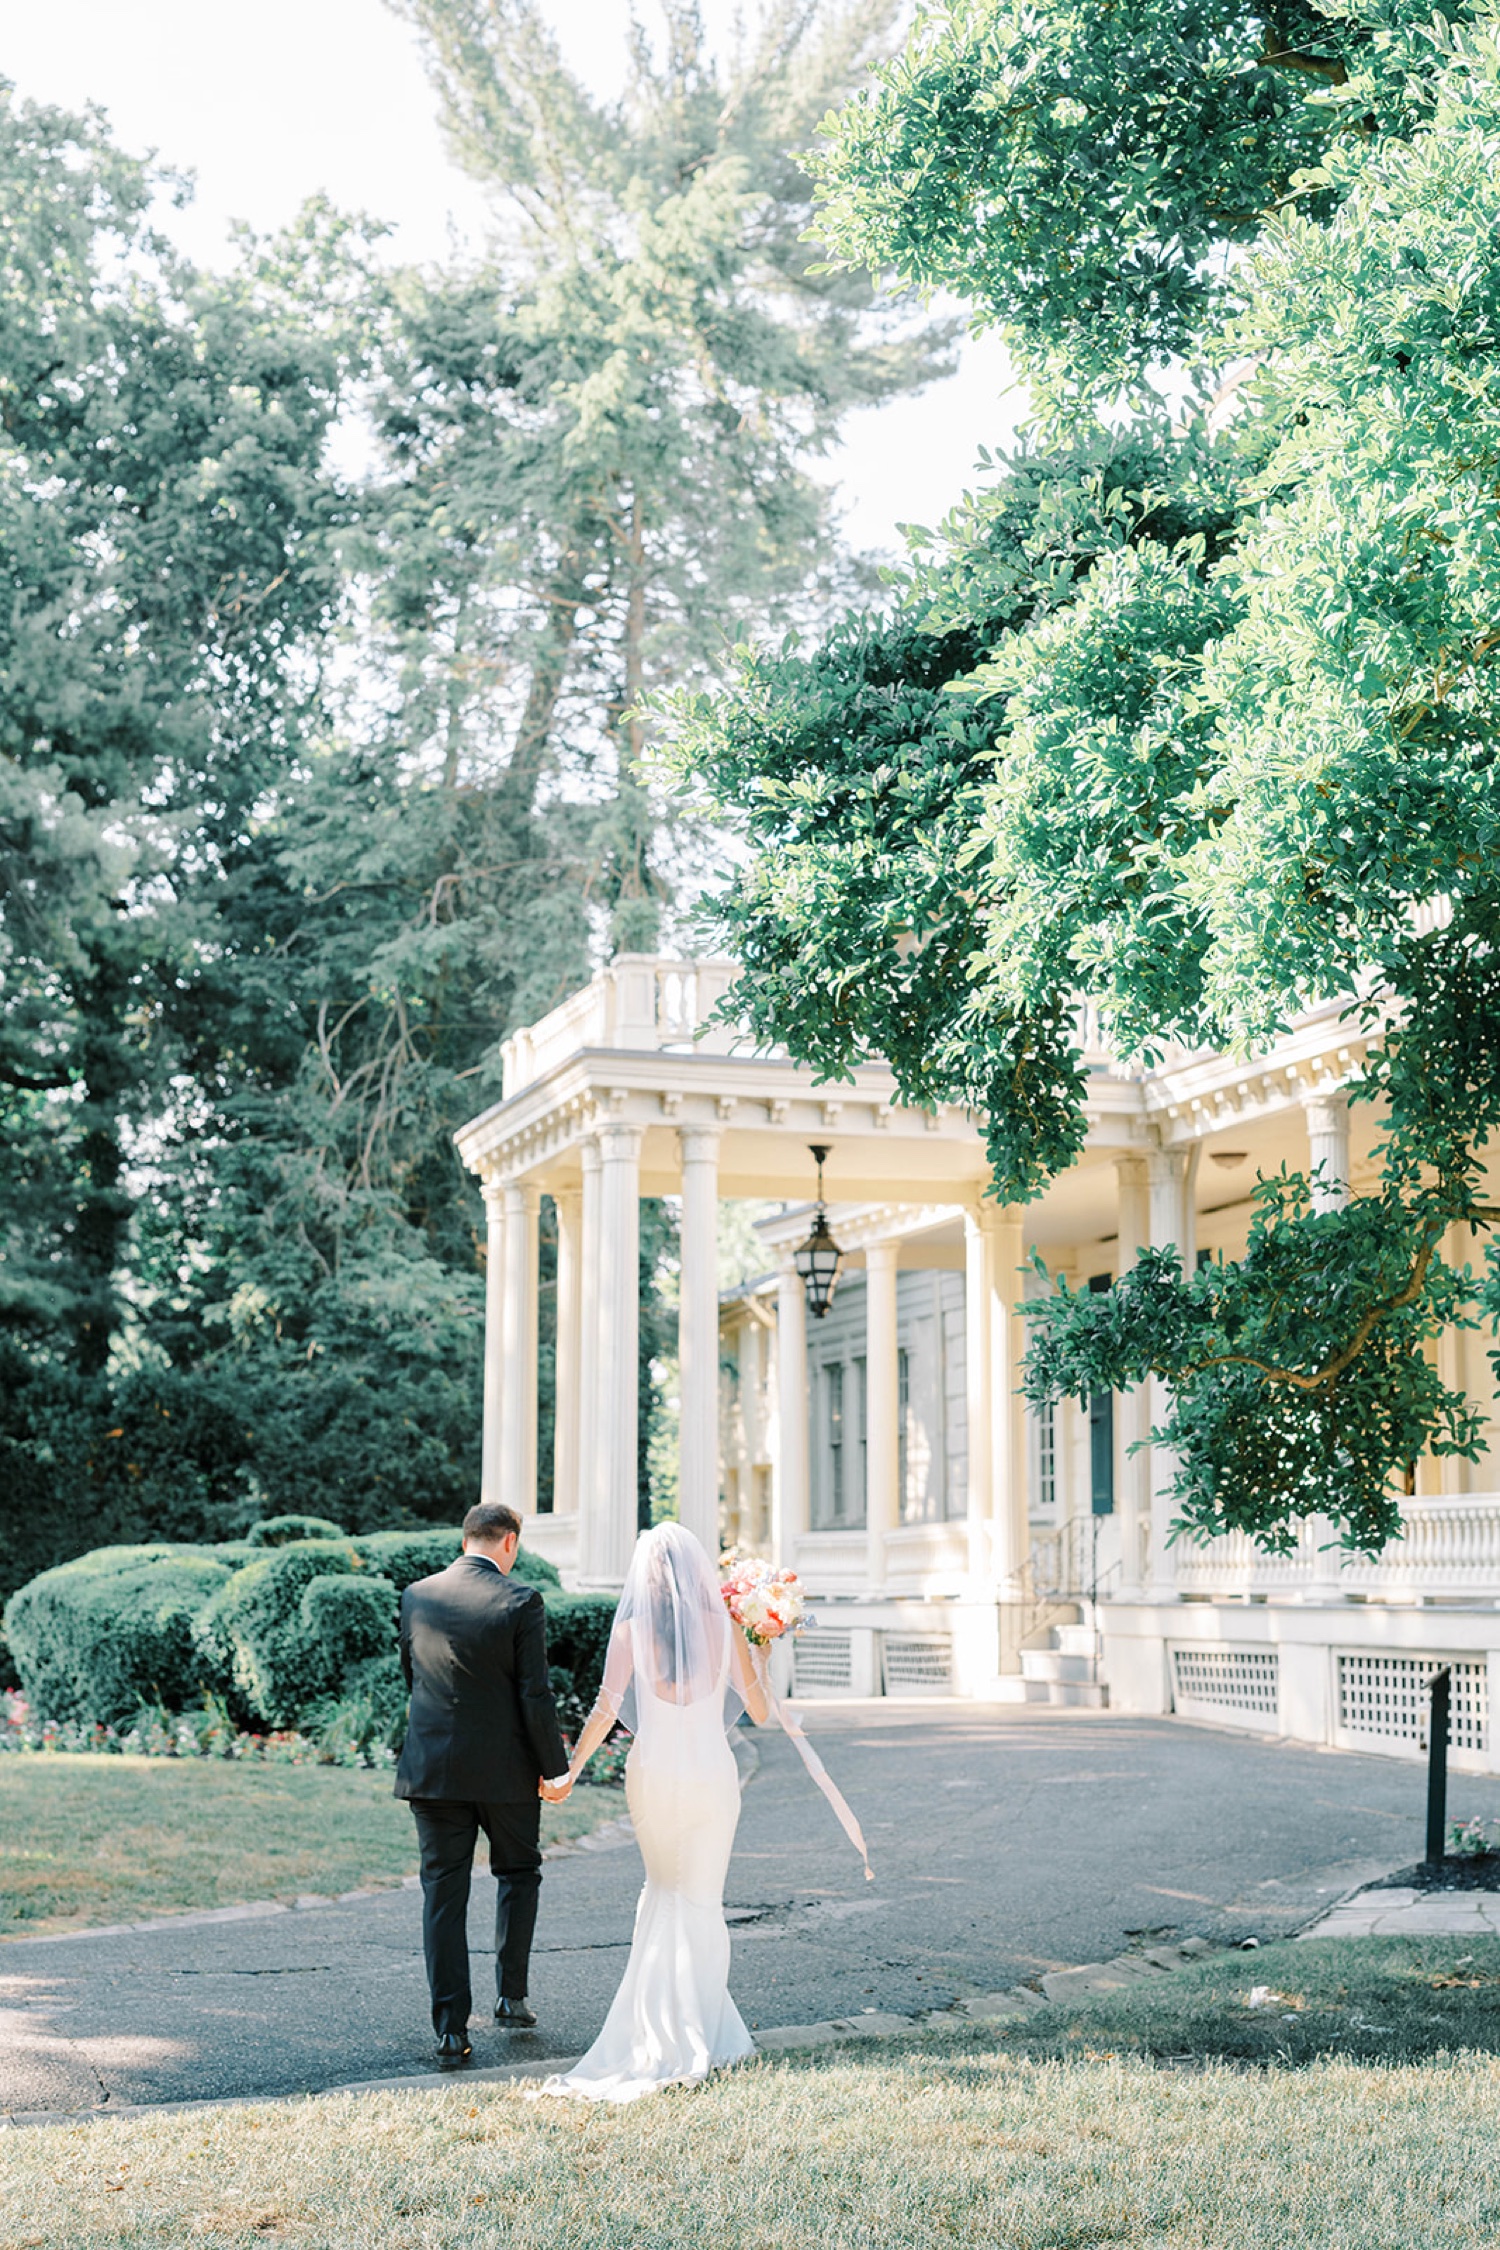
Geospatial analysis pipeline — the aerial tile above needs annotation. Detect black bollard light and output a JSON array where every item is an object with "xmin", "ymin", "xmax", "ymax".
[{"xmin": 1425, "ymin": 1666, "xmax": 1451, "ymax": 1869}]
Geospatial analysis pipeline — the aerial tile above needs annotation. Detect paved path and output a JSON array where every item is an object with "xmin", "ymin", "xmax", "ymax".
[
  {"xmin": 2, "ymin": 1703, "xmax": 1488, "ymax": 2120},
  {"xmin": 1303, "ymin": 1884, "xmax": 1500, "ymax": 1939}
]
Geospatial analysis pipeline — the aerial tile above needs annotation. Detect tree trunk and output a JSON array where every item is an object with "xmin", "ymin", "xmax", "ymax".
[
  {"xmin": 607, "ymin": 490, "xmax": 658, "ymax": 952},
  {"xmin": 496, "ymin": 579, "xmax": 581, "ymax": 820},
  {"xmin": 73, "ymin": 962, "xmax": 133, "ymax": 1376}
]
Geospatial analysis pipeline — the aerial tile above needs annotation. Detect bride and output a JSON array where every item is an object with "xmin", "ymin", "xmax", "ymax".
[{"xmin": 532, "ymin": 1521, "xmax": 769, "ymax": 2103}]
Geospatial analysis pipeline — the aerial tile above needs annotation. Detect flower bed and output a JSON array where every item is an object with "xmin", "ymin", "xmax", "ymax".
[
  {"xmin": 0, "ymin": 1687, "xmax": 395, "ymax": 1771},
  {"xmin": 2, "ymin": 1687, "xmax": 631, "ymax": 1786}
]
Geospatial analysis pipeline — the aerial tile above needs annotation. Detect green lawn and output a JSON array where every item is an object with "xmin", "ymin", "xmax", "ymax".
[
  {"xmin": 4, "ymin": 1939, "xmax": 1500, "ymax": 2246},
  {"xmin": 0, "ymin": 1756, "xmax": 616, "ymax": 1938},
  {"xmin": 983, "ymin": 1930, "xmax": 1500, "ymax": 2069}
]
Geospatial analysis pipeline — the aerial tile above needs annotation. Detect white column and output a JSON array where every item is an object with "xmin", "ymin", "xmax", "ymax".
[
  {"xmin": 1115, "ymin": 1155, "xmax": 1151, "ymax": 1597},
  {"xmin": 576, "ymin": 1137, "xmax": 604, "ymax": 1577},
  {"xmin": 963, "ymin": 1208, "xmax": 993, "ymax": 1584},
  {"xmin": 479, "ymin": 1176, "xmax": 507, "ymax": 1505},
  {"xmin": 772, "ymin": 1258, "xmax": 809, "ymax": 1570},
  {"xmin": 991, "ymin": 1210, "xmax": 1029, "ymax": 1600},
  {"xmin": 1440, "ymin": 1222, "xmax": 1472, "ymax": 1498},
  {"xmin": 552, "ymin": 1186, "xmax": 582, "ymax": 1518},
  {"xmin": 1304, "ymin": 1087, "xmax": 1351, "ymax": 1211},
  {"xmin": 1304, "ymin": 1088, "xmax": 1352, "ymax": 1589},
  {"xmin": 1146, "ymin": 1147, "xmax": 1191, "ymax": 1598},
  {"xmin": 594, "ymin": 1120, "xmax": 643, "ymax": 1586},
  {"xmin": 865, "ymin": 1241, "xmax": 901, "ymax": 1595},
  {"xmin": 500, "ymin": 1182, "xmax": 540, "ymax": 1514},
  {"xmin": 677, "ymin": 1125, "xmax": 722, "ymax": 1558},
  {"xmin": 963, "ymin": 1203, "xmax": 1028, "ymax": 1600}
]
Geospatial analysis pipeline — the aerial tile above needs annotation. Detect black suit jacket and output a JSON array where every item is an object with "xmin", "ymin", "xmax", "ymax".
[{"xmin": 394, "ymin": 1555, "xmax": 568, "ymax": 1804}]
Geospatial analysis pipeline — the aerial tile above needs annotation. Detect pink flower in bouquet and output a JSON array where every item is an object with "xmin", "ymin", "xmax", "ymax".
[{"xmin": 719, "ymin": 1551, "xmax": 809, "ymax": 1647}]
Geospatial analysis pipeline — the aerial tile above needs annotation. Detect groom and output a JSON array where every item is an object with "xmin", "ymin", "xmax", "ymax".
[{"xmin": 395, "ymin": 1500, "xmax": 571, "ymax": 2069}]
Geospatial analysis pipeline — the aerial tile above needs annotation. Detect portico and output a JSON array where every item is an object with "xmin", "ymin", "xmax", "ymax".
[
  {"xmin": 456, "ymin": 954, "xmax": 1500, "ymax": 1769},
  {"xmin": 453, "ymin": 956, "xmax": 1067, "ymax": 1627}
]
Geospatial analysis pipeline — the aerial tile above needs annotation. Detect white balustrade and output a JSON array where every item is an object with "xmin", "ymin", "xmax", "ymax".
[
  {"xmin": 1167, "ymin": 1496, "xmax": 1500, "ymax": 1603},
  {"xmin": 501, "ymin": 956, "xmax": 746, "ymax": 1097}
]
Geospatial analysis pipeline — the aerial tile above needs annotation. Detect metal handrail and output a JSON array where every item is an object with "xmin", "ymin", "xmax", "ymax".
[{"xmin": 1008, "ymin": 1513, "xmax": 1121, "ymax": 1660}]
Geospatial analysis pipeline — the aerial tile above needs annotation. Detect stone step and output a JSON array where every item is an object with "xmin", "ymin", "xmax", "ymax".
[
  {"xmin": 1055, "ymin": 1623, "xmax": 1102, "ymax": 1659},
  {"xmin": 1019, "ymin": 1648, "xmax": 1096, "ymax": 1684},
  {"xmin": 1019, "ymin": 1676, "xmax": 1108, "ymax": 1708}
]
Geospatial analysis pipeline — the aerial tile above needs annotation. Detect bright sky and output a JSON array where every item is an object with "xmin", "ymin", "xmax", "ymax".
[{"xmin": 0, "ymin": 0, "xmax": 1022, "ymax": 557}]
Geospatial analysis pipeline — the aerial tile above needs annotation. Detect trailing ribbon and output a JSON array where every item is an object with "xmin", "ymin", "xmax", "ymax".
[{"xmin": 768, "ymin": 1688, "xmax": 873, "ymax": 1882}]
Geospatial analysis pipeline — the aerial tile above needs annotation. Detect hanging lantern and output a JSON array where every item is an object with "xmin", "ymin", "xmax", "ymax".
[{"xmin": 793, "ymin": 1143, "xmax": 843, "ymax": 1319}]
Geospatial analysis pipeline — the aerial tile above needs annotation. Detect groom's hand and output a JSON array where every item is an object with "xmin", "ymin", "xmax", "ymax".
[{"xmin": 539, "ymin": 1774, "xmax": 573, "ymax": 1803}]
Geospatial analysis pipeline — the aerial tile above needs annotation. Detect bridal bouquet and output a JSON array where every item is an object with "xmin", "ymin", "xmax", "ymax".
[{"xmin": 719, "ymin": 1551, "xmax": 811, "ymax": 1648}]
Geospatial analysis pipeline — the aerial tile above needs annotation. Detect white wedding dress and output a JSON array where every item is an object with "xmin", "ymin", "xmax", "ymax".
[{"xmin": 535, "ymin": 1527, "xmax": 756, "ymax": 2104}]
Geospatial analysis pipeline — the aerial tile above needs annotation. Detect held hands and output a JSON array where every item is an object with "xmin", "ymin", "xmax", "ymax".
[{"xmin": 539, "ymin": 1773, "xmax": 574, "ymax": 1804}]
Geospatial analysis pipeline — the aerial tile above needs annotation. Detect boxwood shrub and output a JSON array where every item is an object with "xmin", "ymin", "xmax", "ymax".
[
  {"xmin": 195, "ymin": 1539, "xmax": 378, "ymax": 1726},
  {"xmin": 4, "ymin": 1519, "xmax": 606, "ymax": 1736},
  {"xmin": 542, "ymin": 1591, "xmax": 619, "ymax": 1732},
  {"xmin": 246, "ymin": 1514, "xmax": 349, "ymax": 1548},
  {"xmin": 4, "ymin": 1547, "xmax": 246, "ymax": 1722}
]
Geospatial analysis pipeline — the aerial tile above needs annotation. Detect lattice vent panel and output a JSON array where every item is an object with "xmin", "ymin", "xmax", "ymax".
[
  {"xmin": 1170, "ymin": 1646, "xmax": 1280, "ymax": 1719},
  {"xmin": 882, "ymin": 1636, "xmax": 953, "ymax": 1694},
  {"xmin": 1337, "ymin": 1654, "xmax": 1487, "ymax": 1752},
  {"xmin": 793, "ymin": 1631, "xmax": 853, "ymax": 1693}
]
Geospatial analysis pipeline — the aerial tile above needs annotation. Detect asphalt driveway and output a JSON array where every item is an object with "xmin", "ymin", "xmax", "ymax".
[{"xmin": 2, "ymin": 1702, "xmax": 1485, "ymax": 2120}]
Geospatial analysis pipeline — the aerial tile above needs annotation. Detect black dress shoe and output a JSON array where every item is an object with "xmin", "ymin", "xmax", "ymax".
[
  {"xmin": 436, "ymin": 2030, "xmax": 473, "ymax": 2069},
  {"xmin": 494, "ymin": 1995, "xmax": 537, "ymax": 2028}
]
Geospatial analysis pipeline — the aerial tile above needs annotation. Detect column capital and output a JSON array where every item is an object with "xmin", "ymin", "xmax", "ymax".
[
  {"xmin": 864, "ymin": 1238, "xmax": 901, "ymax": 1273},
  {"xmin": 597, "ymin": 1119, "xmax": 644, "ymax": 1162},
  {"xmin": 480, "ymin": 1173, "xmax": 507, "ymax": 1214},
  {"xmin": 579, "ymin": 1132, "xmax": 602, "ymax": 1176},
  {"xmin": 503, "ymin": 1179, "xmax": 540, "ymax": 1216},
  {"xmin": 1147, "ymin": 1145, "xmax": 1191, "ymax": 1186},
  {"xmin": 677, "ymin": 1122, "xmax": 722, "ymax": 1165},
  {"xmin": 1303, "ymin": 1082, "xmax": 1351, "ymax": 1212},
  {"xmin": 964, "ymin": 1199, "xmax": 1024, "ymax": 1237},
  {"xmin": 1113, "ymin": 1152, "xmax": 1150, "ymax": 1185},
  {"xmin": 1301, "ymin": 1085, "xmax": 1350, "ymax": 1135}
]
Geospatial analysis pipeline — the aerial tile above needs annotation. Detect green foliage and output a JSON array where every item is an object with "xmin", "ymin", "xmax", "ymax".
[
  {"xmin": 666, "ymin": 7, "xmax": 1500, "ymax": 1546},
  {"xmin": 246, "ymin": 1516, "xmax": 350, "ymax": 1548},
  {"xmin": 3, "ymin": 1551, "xmax": 239, "ymax": 1723},
  {"xmin": 305, "ymin": 1656, "xmax": 412, "ymax": 1758},
  {"xmin": 541, "ymin": 1591, "xmax": 621, "ymax": 1732},
  {"xmin": 2, "ymin": 11, "xmax": 949, "ymax": 1596},
  {"xmin": 0, "ymin": 88, "xmax": 356, "ymax": 1380},
  {"xmin": 195, "ymin": 1540, "xmax": 371, "ymax": 1728},
  {"xmin": 299, "ymin": 1571, "xmax": 399, "ymax": 1668},
  {"xmin": 810, "ymin": 0, "xmax": 1361, "ymax": 383},
  {"xmin": 2, "ymin": 1529, "xmax": 586, "ymax": 1739},
  {"xmin": 1024, "ymin": 1180, "xmax": 1484, "ymax": 1553},
  {"xmin": 658, "ymin": 429, "xmax": 1239, "ymax": 1200}
]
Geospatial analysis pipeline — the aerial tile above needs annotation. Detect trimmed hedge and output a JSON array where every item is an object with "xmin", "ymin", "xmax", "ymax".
[
  {"xmin": 542, "ymin": 1591, "xmax": 620, "ymax": 1732},
  {"xmin": 246, "ymin": 1514, "xmax": 349, "ymax": 1548},
  {"xmin": 4, "ymin": 1547, "xmax": 249, "ymax": 1723},
  {"xmin": 196, "ymin": 1538, "xmax": 374, "ymax": 1726},
  {"xmin": 3, "ymin": 1517, "xmax": 601, "ymax": 1735}
]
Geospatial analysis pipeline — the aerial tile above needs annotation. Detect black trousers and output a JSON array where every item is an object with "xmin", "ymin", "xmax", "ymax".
[{"xmin": 408, "ymin": 1797, "xmax": 543, "ymax": 2035}]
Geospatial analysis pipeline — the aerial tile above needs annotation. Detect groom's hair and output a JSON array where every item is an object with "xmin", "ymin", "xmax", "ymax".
[{"xmin": 463, "ymin": 1501, "xmax": 522, "ymax": 1546}]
